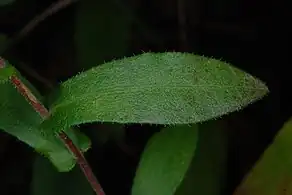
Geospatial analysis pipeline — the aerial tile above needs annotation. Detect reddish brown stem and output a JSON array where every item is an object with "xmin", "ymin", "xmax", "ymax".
[
  {"xmin": 59, "ymin": 131, "xmax": 105, "ymax": 195},
  {"xmin": 10, "ymin": 76, "xmax": 49, "ymax": 117},
  {"xmin": 0, "ymin": 58, "xmax": 105, "ymax": 195}
]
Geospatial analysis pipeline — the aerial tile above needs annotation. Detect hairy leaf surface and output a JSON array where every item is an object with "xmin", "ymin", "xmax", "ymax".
[{"xmin": 42, "ymin": 52, "xmax": 268, "ymax": 132}]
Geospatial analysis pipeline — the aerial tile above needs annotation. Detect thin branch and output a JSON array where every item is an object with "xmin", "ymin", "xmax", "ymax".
[
  {"xmin": 59, "ymin": 131, "xmax": 105, "ymax": 195},
  {"xmin": 16, "ymin": 62, "xmax": 54, "ymax": 90},
  {"xmin": 1, "ymin": 0, "xmax": 78, "ymax": 54},
  {"xmin": 0, "ymin": 58, "xmax": 105, "ymax": 195},
  {"xmin": 10, "ymin": 75, "xmax": 49, "ymax": 117},
  {"xmin": 0, "ymin": 0, "xmax": 79, "ymax": 88},
  {"xmin": 17, "ymin": 0, "xmax": 78, "ymax": 39}
]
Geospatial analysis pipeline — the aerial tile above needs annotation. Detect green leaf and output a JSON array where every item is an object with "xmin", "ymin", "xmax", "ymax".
[
  {"xmin": 175, "ymin": 121, "xmax": 228, "ymax": 195},
  {"xmin": 234, "ymin": 117, "xmax": 292, "ymax": 195},
  {"xmin": 75, "ymin": 0, "xmax": 132, "ymax": 69},
  {"xmin": 131, "ymin": 122, "xmax": 228, "ymax": 195},
  {"xmin": 31, "ymin": 154, "xmax": 94, "ymax": 195},
  {"xmin": 0, "ymin": 58, "xmax": 44, "ymax": 102},
  {"xmin": 0, "ymin": 63, "xmax": 17, "ymax": 83},
  {"xmin": 0, "ymin": 62, "xmax": 91, "ymax": 172},
  {"xmin": 131, "ymin": 125, "xmax": 199, "ymax": 195},
  {"xmin": 41, "ymin": 52, "xmax": 268, "ymax": 132}
]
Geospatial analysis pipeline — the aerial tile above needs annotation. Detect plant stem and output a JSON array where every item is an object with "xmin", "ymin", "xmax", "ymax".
[
  {"xmin": 0, "ymin": 58, "xmax": 105, "ymax": 195},
  {"xmin": 58, "ymin": 131, "xmax": 105, "ymax": 195},
  {"xmin": 2, "ymin": 0, "xmax": 79, "ymax": 54},
  {"xmin": 18, "ymin": 0, "xmax": 78, "ymax": 40}
]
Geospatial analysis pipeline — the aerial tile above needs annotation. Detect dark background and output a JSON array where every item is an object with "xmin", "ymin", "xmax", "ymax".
[{"xmin": 0, "ymin": 0, "xmax": 290, "ymax": 194}]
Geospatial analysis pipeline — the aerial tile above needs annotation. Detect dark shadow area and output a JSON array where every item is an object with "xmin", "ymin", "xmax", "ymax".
[{"xmin": 0, "ymin": 0, "xmax": 290, "ymax": 194}]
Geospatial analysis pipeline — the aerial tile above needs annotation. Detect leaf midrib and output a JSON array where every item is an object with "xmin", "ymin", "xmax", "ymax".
[{"xmin": 50, "ymin": 84, "xmax": 266, "ymax": 113}]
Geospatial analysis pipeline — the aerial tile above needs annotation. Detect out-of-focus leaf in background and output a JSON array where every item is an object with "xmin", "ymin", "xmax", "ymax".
[
  {"xmin": 0, "ymin": 0, "xmax": 15, "ymax": 6},
  {"xmin": 131, "ymin": 124, "xmax": 199, "ymax": 195},
  {"xmin": 31, "ymin": 154, "xmax": 94, "ymax": 195},
  {"xmin": 74, "ymin": 0, "xmax": 133, "ymax": 70},
  {"xmin": 175, "ymin": 120, "xmax": 228, "ymax": 195},
  {"xmin": 234, "ymin": 117, "xmax": 292, "ymax": 195}
]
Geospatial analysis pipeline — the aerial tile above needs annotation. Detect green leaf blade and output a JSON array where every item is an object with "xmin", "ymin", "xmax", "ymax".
[
  {"xmin": 42, "ymin": 52, "xmax": 268, "ymax": 132},
  {"xmin": 0, "ymin": 59, "xmax": 17, "ymax": 83},
  {"xmin": 175, "ymin": 121, "xmax": 228, "ymax": 195},
  {"xmin": 234, "ymin": 117, "xmax": 292, "ymax": 195},
  {"xmin": 0, "ymin": 68, "xmax": 91, "ymax": 172},
  {"xmin": 131, "ymin": 125, "xmax": 199, "ymax": 195}
]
